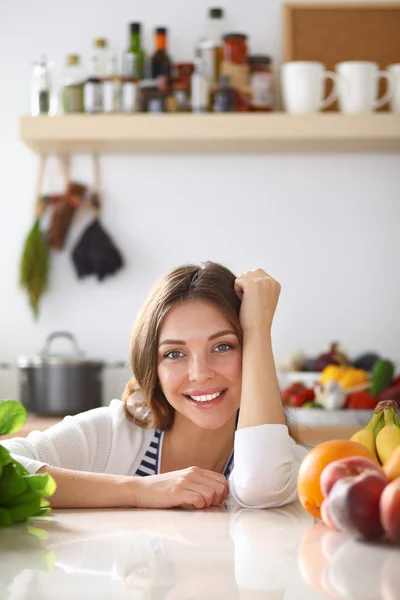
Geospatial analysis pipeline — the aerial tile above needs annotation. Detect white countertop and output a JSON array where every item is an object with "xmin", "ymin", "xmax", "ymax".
[{"xmin": 1, "ymin": 501, "xmax": 399, "ymax": 599}]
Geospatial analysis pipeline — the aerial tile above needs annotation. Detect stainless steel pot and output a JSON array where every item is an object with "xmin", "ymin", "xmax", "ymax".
[{"xmin": 13, "ymin": 332, "xmax": 125, "ymax": 416}]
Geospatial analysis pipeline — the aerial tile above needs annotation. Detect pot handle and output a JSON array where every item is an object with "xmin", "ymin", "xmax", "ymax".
[{"xmin": 41, "ymin": 331, "xmax": 84, "ymax": 358}]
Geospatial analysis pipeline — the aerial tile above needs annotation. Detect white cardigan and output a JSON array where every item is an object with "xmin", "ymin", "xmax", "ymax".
[{"xmin": 0, "ymin": 399, "xmax": 307, "ymax": 509}]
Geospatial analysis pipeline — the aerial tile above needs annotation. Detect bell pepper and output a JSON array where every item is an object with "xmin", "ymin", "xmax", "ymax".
[{"xmin": 346, "ymin": 390, "xmax": 378, "ymax": 410}]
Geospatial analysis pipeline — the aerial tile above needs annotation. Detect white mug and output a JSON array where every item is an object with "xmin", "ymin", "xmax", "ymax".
[
  {"xmin": 281, "ymin": 61, "xmax": 338, "ymax": 114},
  {"xmin": 335, "ymin": 61, "xmax": 393, "ymax": 114},
  {"xmin": 388, "ymin": 64, "xmax": 400, "ymax": 113}
]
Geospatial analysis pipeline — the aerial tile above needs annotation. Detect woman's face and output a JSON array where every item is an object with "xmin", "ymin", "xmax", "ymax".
[{"xmin": 157, "ymin": 298, "xmax": 242, "ymax": 430}]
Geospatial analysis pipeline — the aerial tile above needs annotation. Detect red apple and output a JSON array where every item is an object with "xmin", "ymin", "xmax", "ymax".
[
  {"xmin": 328, "ymin": 472, "xmax": 387, "ymax": 540},
  {"xmin": 320, "ymin": 456, "xmax": 387, "ymax": 499}
]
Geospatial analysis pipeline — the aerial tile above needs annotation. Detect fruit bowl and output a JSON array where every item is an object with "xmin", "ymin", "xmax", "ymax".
[{"xmin": 285, "ymin": 407, "xmax": 374, "ymax": 427}]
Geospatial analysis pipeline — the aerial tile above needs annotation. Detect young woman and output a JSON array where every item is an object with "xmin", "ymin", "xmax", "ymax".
[{"xmin": 1, "ymin": 262, "xmax": 306, "ymax": 509}]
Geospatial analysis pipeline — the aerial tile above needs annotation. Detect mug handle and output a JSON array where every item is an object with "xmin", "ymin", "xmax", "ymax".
[
  {"xmin": 374, "ymin": 71, "xmax": 394, "ymax": 109},
  {"xmin": 319, "ymin": 71, "xmax": 339, "ymax": 110}
]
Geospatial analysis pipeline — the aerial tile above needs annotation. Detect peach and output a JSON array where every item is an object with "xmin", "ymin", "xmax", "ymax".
[
  {"xmin": 320, "ymin": 456, "xmax": 386, "ymax": 499},
  {"xmin": 327, "ymin": 471, "xmax": 388, "ymax": 540},
  {"xmin": 380, "ymin": 477, "xmax": 400, "ymax": 544}
]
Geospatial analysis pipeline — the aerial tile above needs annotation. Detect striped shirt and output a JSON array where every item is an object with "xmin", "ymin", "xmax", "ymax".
[{"xmin": 135, "ymin": 429, "xmax": 234, "ymax": 478}]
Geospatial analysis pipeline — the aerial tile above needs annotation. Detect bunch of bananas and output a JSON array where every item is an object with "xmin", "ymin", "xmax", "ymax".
[{"xmin": 350, "ymin": 400, "xmax": 400, "ymax": 464}]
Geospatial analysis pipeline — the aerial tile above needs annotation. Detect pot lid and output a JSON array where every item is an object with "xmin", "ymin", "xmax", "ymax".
[{"xmin": 17, "ymin": 332, "xmax": 104, "ymax": 368}]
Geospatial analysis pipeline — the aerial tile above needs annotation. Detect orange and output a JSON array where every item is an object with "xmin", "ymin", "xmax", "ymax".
[{"xmin": 297, "ymin": 439, "xmax": 376, "ymax": 519}]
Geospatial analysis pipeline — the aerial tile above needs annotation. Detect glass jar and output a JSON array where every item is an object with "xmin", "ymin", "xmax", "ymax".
[
  {"xmin": 62, "ymin": 54, "xmax": 84, "ymax": 113},
  {"xmin": 249, "ymin": 55, "xmax": 274, "ymax": 111},
  {"xmin": 222, "ymin": 33, "xmax": 248, "ymax": 65}
]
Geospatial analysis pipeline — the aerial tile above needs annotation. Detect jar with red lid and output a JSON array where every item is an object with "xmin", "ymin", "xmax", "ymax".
[
  {"xmin": 249, "ymin": 55, "xmax": 274, "ymax": 111},
  {"xmin": 222, "ymin": 33, "xmax": 248, "ymax": 64}
]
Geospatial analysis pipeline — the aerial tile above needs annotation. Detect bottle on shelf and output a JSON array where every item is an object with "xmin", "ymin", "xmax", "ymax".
[
  {"xmin": 124, "ymin": 22, "xmax": 145, "ymax": 80},
  {"xmin": 31, "ymin": 55, "xmax": 51, "ymax": 116},
  {"xmin": 151, "ymin": 27, "xmax": 172, "ymax": 91},
  {"xmin": 121, "ymin": 52, "xmax": 139, "ymax": 113},
  {"xmin": 84, "ymin": 55, "xmax": 103, "ymax": 114},
  {"xmin": 62, "ymin": 54, "xmax": 84, "ymax": 113},
  {"xmin": 191, "ymin": 51, "xmax": 209, "ymax": 113},
  {"xmin": 213, "ymin": 75, "xmax": 238, "ymax": 112},
  {"xmin": 197, "ymin": 7, "xmax": 225, "ymax": 86},
  {"xmin": 103, "ymin": 54, "xmax": 121, "ymax": 113}
]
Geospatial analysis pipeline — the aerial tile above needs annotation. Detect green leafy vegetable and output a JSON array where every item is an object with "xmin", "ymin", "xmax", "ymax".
[
  {"xmin": 0, "ymin": 399, "xmax": 27, "ymax": 435},
  {"xmin": 0, "ymin": 399, "xmax": 56, "ymax": 527}
]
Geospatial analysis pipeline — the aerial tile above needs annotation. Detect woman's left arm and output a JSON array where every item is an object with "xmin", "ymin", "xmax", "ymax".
[
  {"xmin": 235, "ymin": 268, "xmax": 284, "ymax": 428},
  {"xmin": 231, "ymin": 269, "xmax": 307, "ymax": 508}
]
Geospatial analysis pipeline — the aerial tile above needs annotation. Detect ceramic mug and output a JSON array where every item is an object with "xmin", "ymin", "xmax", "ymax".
[
  {"xmin": 281, "ymin": 61, "xmax": 338, "ymax": 114},
  {"xmin": 388, "ymin": 63, "xmax": 400, "ymax": 113},
  {"xmin": 335, "ymin": 61, "xmax": 393, "ymax": 114}
]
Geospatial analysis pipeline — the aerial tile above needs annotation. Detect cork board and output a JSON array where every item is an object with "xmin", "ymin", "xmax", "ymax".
[{"xmin": 283, "ymin": 2, "xmax": 400, "ymax": 110}]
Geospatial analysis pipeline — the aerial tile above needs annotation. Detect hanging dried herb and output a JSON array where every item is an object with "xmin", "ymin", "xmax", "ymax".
[
  {"xmin": 47, "ymin": 182, "xmax": 87, "ymax": 250},
  {"xmin": 19, "ymin": 156, "xmax": 49, "ymax": 319},
  {"xmin": 19, "ymin": 218, "xmax": 49, "ymax": 318}
]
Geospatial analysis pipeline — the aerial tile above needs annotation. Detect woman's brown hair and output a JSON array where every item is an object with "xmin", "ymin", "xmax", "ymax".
[{"xmin": 122, "ymin": 261, "xmax": 242, "ymax": 430}]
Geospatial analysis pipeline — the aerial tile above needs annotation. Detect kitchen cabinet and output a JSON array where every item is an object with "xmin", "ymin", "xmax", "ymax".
[{"xmin": 19, "ymin": 113, "xmax": 400, "ymax": 155}]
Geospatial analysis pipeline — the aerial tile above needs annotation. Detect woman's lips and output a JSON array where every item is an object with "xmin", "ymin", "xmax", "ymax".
[{"xmin": 185, "ymin": 389, "xmax": 227, "ymax": 408}]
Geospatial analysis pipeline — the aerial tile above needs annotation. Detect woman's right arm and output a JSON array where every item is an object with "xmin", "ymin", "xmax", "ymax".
[{"xmin": 36, "ymin": 464, "xmax": 229, "ymax": 509}]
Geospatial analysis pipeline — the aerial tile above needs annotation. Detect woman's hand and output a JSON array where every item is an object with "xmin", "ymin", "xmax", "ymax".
[
  {"xmin": 131, "ymin": 466, "xmax": 230, "ymax": 509},
  {"xmin": 234, "ymin": 268, "xmax": 281, "ymax": 333}
]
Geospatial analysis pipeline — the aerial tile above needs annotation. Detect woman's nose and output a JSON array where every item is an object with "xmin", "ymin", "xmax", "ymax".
[{"xmin": 188, "ymin": 355, "xmax": 215, "ymax": 382}]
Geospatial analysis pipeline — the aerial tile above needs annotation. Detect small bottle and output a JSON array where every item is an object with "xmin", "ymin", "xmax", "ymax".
[
  {"xmin": 124, "ymin": 22, "xmax": 145, "ymax": 80},
  {"xmin": 151, "ymin": 27, "xmax": 172, "ymax": 90},
  {"xmin": 198, "ymin": 8, "xmax": 225, "ymax": 85},
  {"xmin": 92, "ymin": 38, "xmax": 108, "ymax": 79},
  {"xmin": 121, "ymin": 53, "xmax": 139, "ymax": 113},
  {"xmin": 191, "ymin": 52, "xmax": 209, "ymax": 113},
  {"xmin": 213, "ymin": 75, "xmax": 237, "ymax": 112},
  {"xmin": 62, "ymin": 54, "xmax": 84, "ymax": 113},
  {"xmin": 31, "ymin": 55, "xmax": 51, "ymax": 115},
  {"xmin": 84, "ymin": 55, "xmax": 103, "ymax": 113},
  {"xmin": 103, "ymin": 54, "xmax": 121, "ymax": 113}
]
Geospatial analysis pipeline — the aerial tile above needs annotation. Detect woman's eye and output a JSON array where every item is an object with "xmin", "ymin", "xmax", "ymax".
[
  {"xmin": 165, "ymin": 350, "xmax": 184, "ymax": 360},
  {"xmin": 214, "ymin": 343, "xmax": 233, "ymax": 352}
]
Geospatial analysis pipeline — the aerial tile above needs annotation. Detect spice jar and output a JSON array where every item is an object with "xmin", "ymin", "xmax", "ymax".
[
  {"xmin": 220, "ymin": 34, "xmax": 249, "ymax": 106},
  {"xmin": 249, "ymin": 55, "xmax": 274, "ymax": 111},
  {"xmin": 222, "ymin": 33, "xmax": 248, "ymax": 65}
]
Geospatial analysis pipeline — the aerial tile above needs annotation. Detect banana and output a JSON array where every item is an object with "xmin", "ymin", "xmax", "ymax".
[
  {"xmin": 350, "ymin": 410, "xmax": 383, "ymax": 462},
  {"xmin": 375, "ymin": 407, "xmax": 400, "ymax": 465}
]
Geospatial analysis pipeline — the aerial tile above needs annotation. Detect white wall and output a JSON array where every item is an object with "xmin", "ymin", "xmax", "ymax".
[{"xmin": 1, "ymin": 0, "xmax": 399, "ymax": 403}]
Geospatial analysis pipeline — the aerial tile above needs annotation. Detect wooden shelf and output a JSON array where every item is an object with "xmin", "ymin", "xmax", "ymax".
[{"xmin": 19, "ymin": 113, "xmax": 400, "ymax": 154}]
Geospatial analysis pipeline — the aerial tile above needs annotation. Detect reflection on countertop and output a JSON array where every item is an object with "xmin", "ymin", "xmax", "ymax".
[{"xmin": 0, "ymin": 501, "xmax": 398, "ymax": 599}]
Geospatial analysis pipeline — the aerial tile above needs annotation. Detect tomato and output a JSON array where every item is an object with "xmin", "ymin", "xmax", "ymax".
[{"xmin": 282, "ymin": 382, "xmax": 315, "ymax": 407}]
